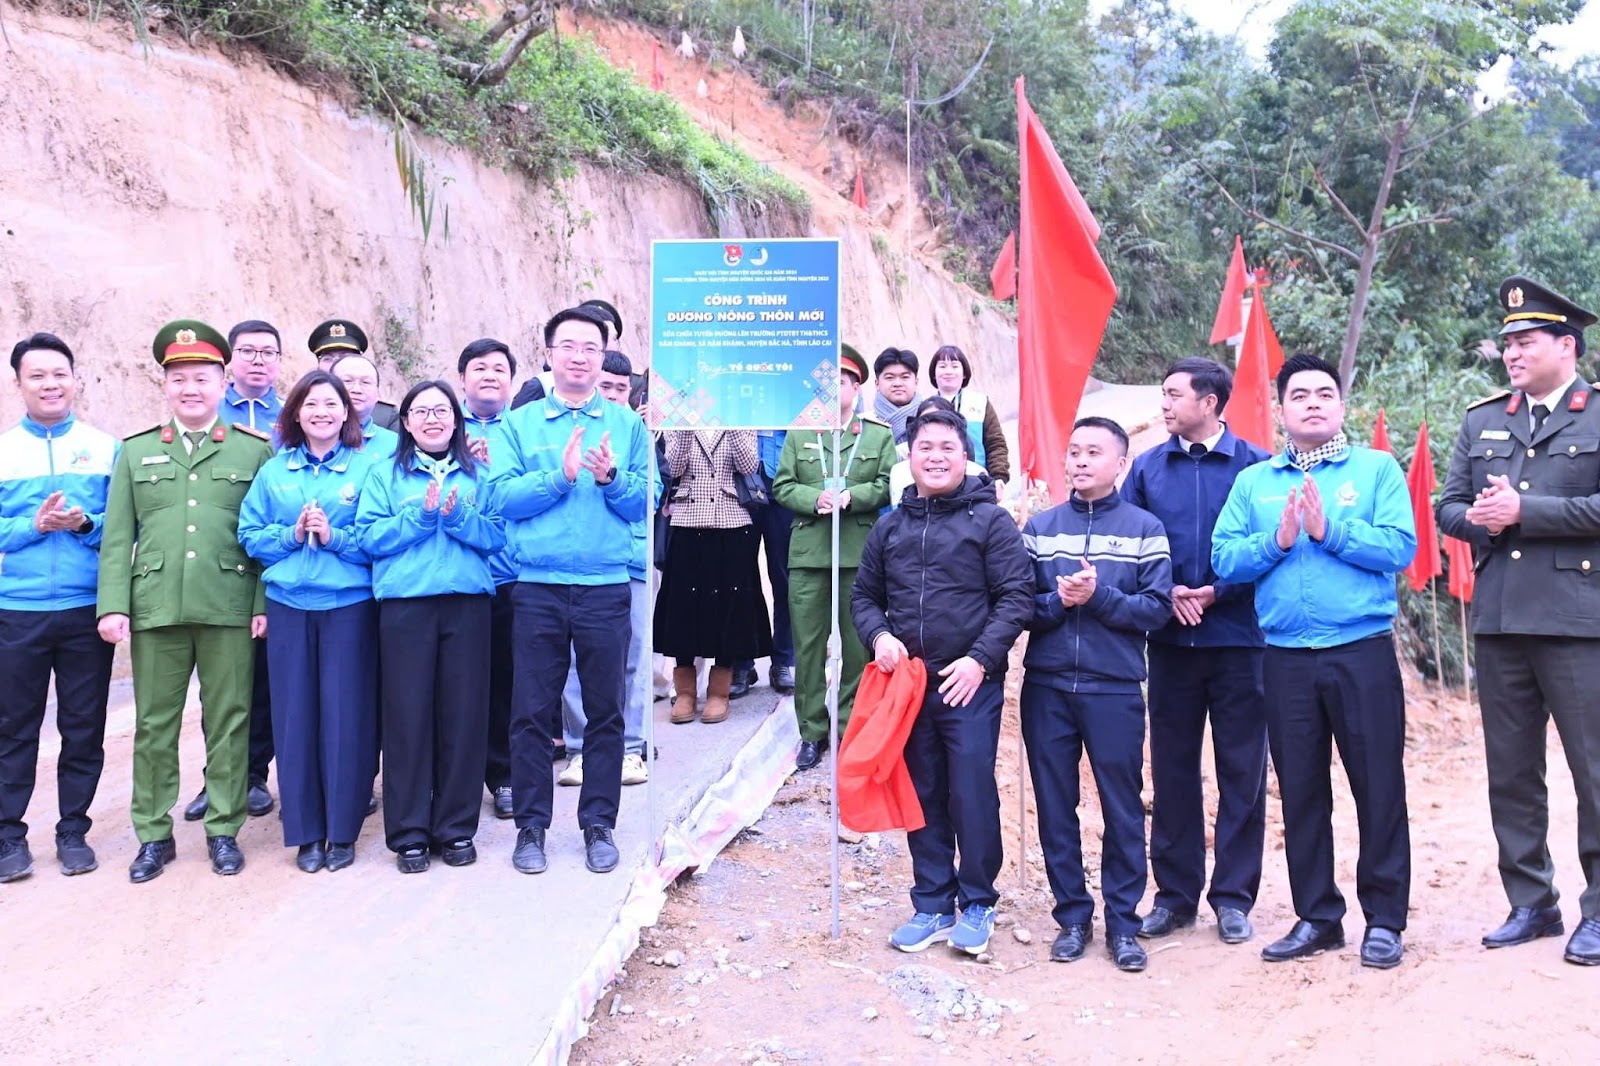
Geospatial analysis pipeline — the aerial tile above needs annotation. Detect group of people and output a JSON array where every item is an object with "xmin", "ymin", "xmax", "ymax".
[{"xmin": 858, "ymin": 274, "xmax": 1600, "ymax": 975}]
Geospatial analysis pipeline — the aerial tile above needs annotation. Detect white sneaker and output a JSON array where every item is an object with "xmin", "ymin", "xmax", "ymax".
[
  {"xmin": 622, "ymin": 752, "xmax": 649, "ymax": 786},
  {"xmin": 558, "ymin": 754, "xmax": 584, "ymax": 787}
]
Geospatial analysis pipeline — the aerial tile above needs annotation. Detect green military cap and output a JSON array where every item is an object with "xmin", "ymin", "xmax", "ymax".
[
  {"xmin": 151, "ymin": 319, "xmax": 230, "ymax": 368},
  {"xmin": 308, "ymin": 318, "xmax": 369, "ymax": 357},
  {"xmin": 1499, "ymin": 276, "xmax": 1597, "ymax": 336},
  {"xmin": 840, "ymin": 343, "xmax": 868, "ymax": 383}
]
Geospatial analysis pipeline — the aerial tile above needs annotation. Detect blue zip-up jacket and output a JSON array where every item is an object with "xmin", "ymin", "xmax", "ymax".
[
  {"xmin": 757, "ymin": 430, "xmax": 787, "ymax": 480},
  {"xmin": 1213, "ymin": 443, "xmax": 1416, "ymax": 649},
  {"xmin": 361, "ymin": 418, "xmax": 399, "ymax": 461},
  {"xmin": 1022, "ymin": 492, "xmax": 1173, "ymax": 693},
  {"xmin": 498, "ymin": 391, "xmax": 649, "ymax": 585},
  {"xmin": 463, "ymin": 405, "xmax": 524, "ymax": 586},
  {"xmin": 0, "ymin": 416, "xmax": 119, "ymax": 611},
  {"xmin": 222, "ymin": 384, "xmax": 283, "ymax": 436},
  {"xmin": 238, "ymin": 444, "xmax": 378, "ymax": 611},
  {"xmin": 1121, "ymin": 429, "xmax": 1270, "ymax": 648},
  {"xmin": 354, "ymin": 453, "xmax": 505, "ymax": 600}
]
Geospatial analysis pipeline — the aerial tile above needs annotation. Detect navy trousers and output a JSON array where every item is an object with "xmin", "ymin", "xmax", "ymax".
[
  {"xmin": 1021, "ymin": 683, "xmax": 1148, "ymax": 937},
  {"xmin": 484, "ymin": 583, "xmax": 515, "ymax": 792},
  {"xmin": 1263, "ymin": 633, "xmax": 1411, "ymax": 931},
  {"xmin": 904, "ymin": 677, "xmax": 1004, "ymax": 915},
  {"xmin": 510, "ymin": 582, "xmax": 629, "ymax": 831},
  {"xmin": 737, "ymin": 495, "xmax": 793, "ymax": 671},
  {"xmin": 1146, "ymin": 643, "xmax": 1268, "ymax": 915},
  {"xmin": 266, "ymin": 599, "xmax": 378, "ymax": 847},
  {"xmin": 0, "ymin": 606, "xmax": 113, "ymax": 843}
]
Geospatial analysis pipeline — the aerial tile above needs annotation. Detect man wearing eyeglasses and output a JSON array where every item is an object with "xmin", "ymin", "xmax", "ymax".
[{"xmin": 222, "ymin": 320, "xmax": 285, "ymax": 437}]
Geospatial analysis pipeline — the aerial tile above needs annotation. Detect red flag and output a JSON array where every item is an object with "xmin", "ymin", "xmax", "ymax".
[
  {"xmin": 1444, "ymin": 535, "xmax": 1475, "ymax": 603},
  {"xmin": 1372, "ymin": 407, "xmax": 1393, "ymax": 454},
  {"xmin": 991, "ymin": 230, "xmax": 1017, "ymax": 301},
  {"xmin": 1228, "ymin": 280, "xmax": 1276, "ymax": 450},
  {"xmin": 1015, "ymin": 78, "xmax": 1117, "ymax": 504},
  {"xmin": 851, "ymin": 170, "xmax": 868, "ymax": 210},
  {"xmin": 1405, "ymin": 421, "xmax": 1443, "ymax": 592},
  {"xmin": 651, "ymin": 39, "xmax": 665, "ymax": 91},
  {"xmin": 1209, "ymin": 235, "xmax": 1248, "ymax": 345}
]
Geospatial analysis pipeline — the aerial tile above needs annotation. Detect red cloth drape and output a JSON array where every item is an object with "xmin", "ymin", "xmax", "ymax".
[
  {"xmin": 1372, "ymin": 407, "xmax": 1393, "ymax": 454},
  {"xmin": 1209, "ymin": 235, "xmax": 1248, "ymax": 345},
  {"xmin": 851, "ymin": 170, "xmax": 868, "ymax": 210},
  {"xmin": 838, "ymin": 657, "xmax": 928, "ymax": 833},
  {"xmin": 1445, "ymin": 534, "xmax": 1475, "ymax": 603},
  {"xmin": 991, "ymin": 230, "xmax": 1017, "ymax": 300},
  {"xmin": 1229, "ymin": 280, "xmax": 1280, "ymax": 450},
  {"xmin": 1405, "ymin": 421, "xmax": 1443, "ymax": 592}
]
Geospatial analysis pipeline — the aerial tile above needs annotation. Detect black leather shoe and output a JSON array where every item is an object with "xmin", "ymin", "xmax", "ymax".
[
  {"xmin": 1138, "ymin": 906, "xmax": 1197, "ymax": 939},
  {"xmin": 1109, "ymin": 934, "xmax": 1148, "ymax": 972},
  {"xmin": 207, "ymin": 835, "xmax": 245, "ymax": 876},
  {"xmin": 1261, "ymin": 919, "xmax": 1344, "ymax": 962},
  {"xmin": 584, "ymin": 825, "xmax": 620, "ymax": 873},
  {"xmin": 1360, "ymin": 926, "xmax": 1404, "ymax": 969},
  {"xmin": 513, "ymin": 827, "xmax": 547, "ymax": 874},
  {"xmin": 0, "ymin": 839, "xmax": 34, "ymax": 882},
  {"xmin": 551, "ymin": 741, "xmax": 567, "ymax": 763},
  {"xmin": 492, "ymin": 786, "xmax": 514, "ymax": 820},
  {"xmin": 129, "ymin": 839, "xmax": 176, "ymax": 883},
  {"xmin": 1483, "ymin": 905, "xmax": 1564, "ymax": 948},
  {"xmin": 247, "ymin": 781, "xmax": 275, "ymax": 817},
  {"xmin": 729, "ymin": 667, "xmax": 755, "ymax": 700},
  {"xmin": 183, "ymin": 787, "xmax": 209, "ymax": 822},
  {"xmin": 1217, "ymin": 908, "xmax": 1254, "ymax": 944},
  {"xmin": 442, "ymin": 839, "xmax": 477, "ymax": 867},
  {"xmin": 56, "ymin": 833, "xmax": 97, "ymax": 876},
  {"xmin": 396, "ymin": 845, "xmax": 429, "ymax": 874},
  {"xmin": 796, "ymin": 738, "xmax": 828, "ymax": 771},
  {"xmin": 326, "ymin": 843, "xmax": 356, "ymax": 872},
  {"xmin": 366, "ymin": 791, "xmax": 379, "ymax": 816},
  {"xmin": 1050, "ymin": 923, "xmax": 1092, "ymax": 962},
  {"xmin": 296, "ymin": 841, "xmax": 327, "ymax": 873},
  {"xmin": 770, "ymin": 664, "xmax": 795, "ymax": 694},
  {"xmin": 1564, "ymin": 918, "xmax": 1600, "ymax": 966}
]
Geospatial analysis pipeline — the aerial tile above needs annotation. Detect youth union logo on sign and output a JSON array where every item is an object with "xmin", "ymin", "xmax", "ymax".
[{"xmin": 723, "ymin": 243, "xmax": 744, "ymax": 267}]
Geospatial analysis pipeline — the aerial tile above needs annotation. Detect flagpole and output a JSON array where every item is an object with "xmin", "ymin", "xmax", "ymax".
[
  {"xmin": 1458, "ymin": 597, "xmax": 1472, "ymax": 703},
  {"xmin": 1429, "ymin": 581, "xmax": 1443, "ymax": 686},
  {"xmin": 827, "ymin": 426, "xmax": 842, "ymax": 942}
]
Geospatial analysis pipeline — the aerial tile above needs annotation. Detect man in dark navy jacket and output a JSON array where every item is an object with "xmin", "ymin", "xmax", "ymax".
[{"xmin": 1122, "ymin": 358, "xmax": 1271, "ymax": 946}]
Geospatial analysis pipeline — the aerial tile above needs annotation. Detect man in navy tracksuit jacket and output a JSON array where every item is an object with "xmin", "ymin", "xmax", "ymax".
[
  {"xmin": 1121, "ymin": 358, "xmax": 1272, "ymax": 946},
  {"xmin": 1022, "ymin": 417, "xmax": 1173, "ymax": 973}
]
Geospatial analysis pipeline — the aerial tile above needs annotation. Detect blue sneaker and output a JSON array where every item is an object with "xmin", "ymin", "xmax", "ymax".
[
  {"xmin": 950, "ymin": 904, "xmax": 997, "ymax": 955},
  {"xmin": 889, "ymin": 911, "xmax": 957, "ymax": 952}
]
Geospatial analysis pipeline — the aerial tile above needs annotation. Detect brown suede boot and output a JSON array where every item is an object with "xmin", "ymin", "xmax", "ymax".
[
  {"xmin": 670, "ymin": 666, "xmax": 699, "ymax": 725},
  {"xmin": 701, "ymin": 666, "xmax": 733, "ymax": 724}
]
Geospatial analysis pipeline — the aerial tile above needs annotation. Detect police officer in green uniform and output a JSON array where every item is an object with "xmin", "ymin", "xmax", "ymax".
[
  {"xmin": 97, "ymin": 320, "xmax": 274, "ymax": 882},
  {"xmin": 1438, "ymin": 276, "xmax": 1600, "ymax": 965},
  {"xmin": 773, "ymin": 345, "xmax": 896, "ymax": 771}
]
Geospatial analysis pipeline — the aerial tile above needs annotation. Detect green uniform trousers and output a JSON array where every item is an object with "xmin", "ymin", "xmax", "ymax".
[
  {"xmin": 789, "ymin": 566, "xmax": 867, "ymax": 743},
  {"xmin": 131, "ymin": 623, "xmax": 255, "ymax": 842}
]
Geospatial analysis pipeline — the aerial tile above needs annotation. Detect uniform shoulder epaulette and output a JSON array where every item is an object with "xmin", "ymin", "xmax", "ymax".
[
  {"xmin": 859, "ymin": 413, "xmax": 889, "ymax": 427},
  {"xmin": 1466, "ymin": 390, "xmax": 1511, "ymax": 410},
  {"xmin": 232, "ymin": 423, "xmax": 272, "ymax": 441},
  {"xmin": 124, "ymin": 424, "xmax": 165, "ymax": 442}
]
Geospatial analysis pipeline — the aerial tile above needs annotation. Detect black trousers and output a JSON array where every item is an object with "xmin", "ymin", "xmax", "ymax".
[
  {"xmin": 1021, "ymin": 683, "xmax": 1148, "ymax": 937},
  {"xmin": 741, "ymin": 495, "xmax": 794, "ymax": 669},
  {"xmin": 1263, "ymin": 633, "xmax": 1410, "ymax": 931},
  {"xmin": 1476, "ymin": 635, "xmax": 1600, "ymax": 919},
  {"xmin": 1147, "ymin": 643, "xmax": 1268, "ymax": 915},
  {"xmin": 378, "ymin": 594, "xmax": 490, "ymax": 851},
  {"xmin": 904, "ymin": 677, "xmax": 1004, "ymax": 914},
  {"xmin": 484, "ymin": 583, "xmax": 515, "ymax": 792},
  {"xmin": 0, "ymin": 606, "xmax": 114, "ymax": 842},
  {"xmin": 510, "ymin": 582, "xmax": 630, "ymax": 831}
]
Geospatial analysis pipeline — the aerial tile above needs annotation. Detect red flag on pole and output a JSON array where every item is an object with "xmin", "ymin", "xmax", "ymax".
[
  {"xmin": 851, "ymin": 170, "xmax": 868, "ymax": 210},
  {"xmin": 1444, "ymin": 535, "xmax": 1475, "ymax": 603},
  {"xmin": 1015, "ymin": 78, "xmax": 1117, "ymax": 504},
  {"xmin": 991, "ymin": 230, "xmax": 1017, "ymax": 301},
  {"xmin": 1372, "ymin": 407, "xmax": 1393, "ymax": 454},
  {"xmin": 1209, "ymin": 235, "xmax": 1249, "ymax": 345},
  {"xmin": 1405, "ymin": 421, "xmax": 1443, "ymax": 592},
  {"xmin": 1228, "ymin": 280, "xmax": 1276, "ymax": 450},
  {"xmin": 651, "ymin": 39, "xmax": 665, "ymax": 91}
]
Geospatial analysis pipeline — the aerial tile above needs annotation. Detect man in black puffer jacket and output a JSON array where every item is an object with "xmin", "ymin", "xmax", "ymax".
[{"xmin": 852, "ymin": 409, "xmax": 1033, "ymax": 959}]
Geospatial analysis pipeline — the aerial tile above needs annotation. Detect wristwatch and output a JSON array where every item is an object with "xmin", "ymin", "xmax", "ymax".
[{"xmin": 599, "ymin": 466, "xmax": 618, "ymax": 485}]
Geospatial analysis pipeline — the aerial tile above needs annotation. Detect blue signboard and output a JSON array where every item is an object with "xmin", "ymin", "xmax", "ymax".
[{"xmin": 649, "ymin": 238, "xmax": 841, "ymax": 430}]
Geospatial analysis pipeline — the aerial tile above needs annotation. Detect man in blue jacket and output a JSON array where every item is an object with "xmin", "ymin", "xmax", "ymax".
[
  {"xmin": 0, "ymin": 333, "xmax": 118, "ymax": 881},
  {"xmin": 498, "ymin": 306, "xmax": 649, "ymax": 876},
  {"xmin": 1122, "ymin": 358, "xmax": 1271, "ymax": 946},
  {"xmin": 1214, "ymin": 352, "xmax": 1417, "ymax": 969},
  {"xmin": 1023, "ymin": 416, "xmax": 1173, "ymax": 972}
]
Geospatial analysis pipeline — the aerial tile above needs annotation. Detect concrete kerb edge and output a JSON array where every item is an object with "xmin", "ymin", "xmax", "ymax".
[{"xmin": 531, "ymin": 702, "xmax": 802, "ymax": 1065}]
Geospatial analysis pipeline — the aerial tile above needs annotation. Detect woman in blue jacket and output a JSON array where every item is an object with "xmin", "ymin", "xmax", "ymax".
[
  {"xmin": 238, "ymin": 370, "xmax": 379, "ymax": 874},
  {"xmin": 355, "ymin": 380, "xmax": 505, "ymax": 874}
]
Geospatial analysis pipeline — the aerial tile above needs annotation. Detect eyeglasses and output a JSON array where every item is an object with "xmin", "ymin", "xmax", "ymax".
[
  {"xmin": 551, "ymin": 342, "xmax": 603, "ymax": 358},
  {"xmin": 236, "ymin": 347, "xmax": 281, "ymax": 363},
  {"xmin": 409, "ymin": 406, "xmax": 454, "ymax": 423}
]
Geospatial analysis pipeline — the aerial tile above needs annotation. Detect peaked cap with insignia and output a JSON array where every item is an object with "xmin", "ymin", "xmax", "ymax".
[
  {"xmin": 308, "ymin": 318, "xmax": 370, "ymax": 357},
  {"xmin": 1498, "ymin": 276, "xmax": 1597, "ymax": 336},
  {"xmin": 152, "ymin": 319, "xmax": 230, "ymax": 368}
]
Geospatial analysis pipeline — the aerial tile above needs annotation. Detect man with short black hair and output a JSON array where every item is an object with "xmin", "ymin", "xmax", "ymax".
[
  {"xmin": 0, "ymin": 333, "xmax": 119, "ymax": 881},
  {"xmin": 1122, "ymin": 357, "xmax": 1272, "ymax": 946},
  {"xmin": 871, "ymin": 348, "xmax": 923, "ymax": 452},
  {"xmin": 1214, "ymin": 352, "xmax": 1416, "ymax": 969},
  {"xmin": 1023, "ymin": 416, "xmax": 1172, "ymax": 972},
  {"xmin": 223, "ymin": 320, "xmax": 284, "ymax": 434}
]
